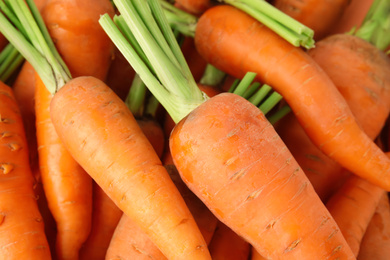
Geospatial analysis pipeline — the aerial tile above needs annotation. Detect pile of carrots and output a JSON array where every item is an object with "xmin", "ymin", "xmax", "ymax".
[{"xmin": 0, "ymin": 0, "xmax": 389, "ymax": 259}]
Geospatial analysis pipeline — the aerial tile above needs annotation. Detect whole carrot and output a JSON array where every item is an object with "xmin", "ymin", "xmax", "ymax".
[
  {"xmin": 193, "ymin": 4, "xmax": 390, "ymax": 191},
  {"xmin": 0, "ymin": 81, "xmax": 52, "ymax": 259}
]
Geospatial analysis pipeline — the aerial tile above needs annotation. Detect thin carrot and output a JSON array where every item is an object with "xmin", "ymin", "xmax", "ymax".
[
  {"xmin": 357, "ymin": 193, "xmax": 390, "ymax": 260},
  {"xmin": 79, "ymin": 183, "xmax": 123, "ymax": 260},
  {"xmin": 326, "ymin": 173, "xmax": 387, "ymax": 256},
  {"xmin": 191, "ymin": 4, "xmax": 390, "ymax": 190},
  {"xmin": 208, "ymin": 221, "xmax": 251, "ymax": 260},
  {"xmin": 99, "ymin": 1, "xmax": 356, "ymax": 258},
  {"xmin": 0, "ymin": 80, "xmax": 52, "ymax": 259}
]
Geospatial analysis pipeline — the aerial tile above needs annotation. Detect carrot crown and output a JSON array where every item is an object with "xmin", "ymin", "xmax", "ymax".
[
  {"xmin": 0, "ymin": 0, "xmax": 71, "ymax": 94},
  {"xmin": 100, "ymin": 0, "xmax": 209, "ymax": 124}
]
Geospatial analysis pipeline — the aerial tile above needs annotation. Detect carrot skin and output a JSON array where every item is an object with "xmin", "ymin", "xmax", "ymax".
[
  {"xmin": 194, "ymin": 5, "xmax": 390, "ymax": 191},
  {"xmin": 50, "ymin": 76, "xmax": 211, "ymax": 260},
  {"xmin": 170, "ymin": 92, "xmax": 355, "ymax": 259},
  {"xmin": 0, "ymin": 81, "xmax": 52, "ymax": 259},
  {"xmin": 35, "ymin": 75, "xmax": 93, "ymax": 260}
]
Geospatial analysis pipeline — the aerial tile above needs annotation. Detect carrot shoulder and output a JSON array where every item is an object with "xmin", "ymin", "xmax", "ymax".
[
  {"xmin": 0, "ymin": 81, "xmax": 51, "ymax": 259},
  {"xmin": 194, "ymin": 5, "xmax": 390, "ymax": 191},
  {"xmin": 50, "ymin": 76, "xmax": 211, "ymax": 260}
]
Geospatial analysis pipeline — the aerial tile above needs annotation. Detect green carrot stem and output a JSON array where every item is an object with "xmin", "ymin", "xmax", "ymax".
[
  {"xmin": 0, "ymin": 44, "xmax": 23, "ymax": 82},
  {"xmin": 227, "ymin": 78, "xmax": 240, "ymax": 93},
  {"xmin": 159, "ymin": 0, "xmax": 197, "ymax": 37},
  {"xmin": 219, "ymin": 0, "xmax": 315, "ymax": 48},
  {"xmin": 232, "ymin": 71, "xmax": 256, "ymax": 96},
  {"xmin": 267, "ymin": 105, "xmax": 291, "ymax": 125},
  {"xmin": 248, "ymin": 84, "xmax": 272, "ymax": 107},
  {"xmin": 0, "ymin": 0, "xmax": 71, "ymax": 93},
  {"xmin": 242, "ymin": 82, "xmax": 260, "ymax": 100},
  {"xmin": 145, "ymin": 95, "xmax": 160, "ymax": 118},
  {"xmin": 199, "ymin": 64, "xmax": 226, "ymax": 87},
  {"xmin": 258, "ymin": 90, "xmax": 283, "ymax": 115},
  {"xmin": 125, "ymin": 73, "xmax": 148, "ymax": 118},
  {"xmin": 354, "ymin": 0, "xmax": 390, "ymax": 51},
  {"xmin": 100, "ymin": 0, "xmax": 208, "ymax": 124}
]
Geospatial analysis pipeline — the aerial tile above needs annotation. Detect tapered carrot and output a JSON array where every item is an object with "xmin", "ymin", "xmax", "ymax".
[
  {"xmin": 357, "ymin": 193, "xmax": 390, "ymax": 260},
  {"xmin": 326, "ymin": 174, "xmax": 387, "ymax": 256},
  {"xmin": 191, "ymin": 4, "xmax": 390, "ymax": 190},
  {"xmin": 0, "ymin": 80, "xmax": 52, "ymax": 259},
  {"xmin": 208, "ymin": 221, "xmax": 251, "ymax": 260},
  {"xmin": 99, "ymin": 1, "xmax": 355, "ymax": 258}
]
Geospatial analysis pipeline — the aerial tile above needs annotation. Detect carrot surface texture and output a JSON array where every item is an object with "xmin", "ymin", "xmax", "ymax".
[
  {"xmin": 0, "ymin": 81, "xmax": 52, "ymax": 259},
  {"xmin": 0, "ymin": 0, "xmax": 212, "ymax": 259},
  {"xmin": 162, "ymin": 2, "xmax": 390, "ymax": 191},
  {"xmin": 99, "ymin": 0, "xmax": 355, "ymax": 259}
]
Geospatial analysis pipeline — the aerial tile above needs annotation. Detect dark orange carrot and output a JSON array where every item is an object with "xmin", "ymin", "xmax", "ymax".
[
  {"xmin": 0, "ymin": 80, "xmax": 52, "ymax": 259},
  {"xmin": 193, "ymin": 4, "xmax": 390, "ymax": 191},
  {"xmin": 50, "ymin": 77, "xmax": 211, "ymax": 260},
  {"xmin": 208, "ymin": 221, "xmax": 251, "ymax": 260},
  {"xmin": 273, "ymin": 0, "xmax": 350, "ymax": 39},
  {"xmin": 79, "ymin": 183, "xmax": 123, "ymax": 260},
  {"xmin": 326, "ymin": 174, "xmax": 386, "ymax": 256},
  {"xmin": 357, "ymin": 193, "xmax": 390, "ymax": 260},
  {"xmin": 173, "ymin": 0, "xmax": 213, "ymax": 16}
]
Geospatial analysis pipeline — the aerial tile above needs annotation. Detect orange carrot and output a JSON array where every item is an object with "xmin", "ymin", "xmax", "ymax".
[
  {"xmin": 173, "ymin": 0, "xmax": 213, "ymax": 16},
  {"xmin": 170, "ymin": 92, "xmax": 355, "ymax": 259},
  {"xmin": 106, "ymin": 214, "xmax": 168, "ymax": 260},
  {"xmin": 50, "ymin": 76, "xmax": 211, "ymax": 260},
  {"xmin": 273, "ymin": 0, "xmax": 350, "ymax": 39},
  {"xmin": 208, "ymin": 221, "xmax": 251, "ymax": 260},
  {"xmin": 193, "ymin": 4, "xmax": 390, "ymax": 190},
  {"xmin": 326, "ymin": 174, "xmax": 386, "ymax": 256},
  {"xmin": 79, "ymin": 183, "xmax": 123, "ymax": 260},
  {"xmin": 0, "ymin": 80, "xmax": 52, "ymax": 259},
  {"xmin": 357, "ymin": 193, "xmax": 390, "ymax": 260}
]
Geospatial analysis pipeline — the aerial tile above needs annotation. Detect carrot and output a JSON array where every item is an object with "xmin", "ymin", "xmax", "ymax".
[
  {"xmin": 326, "ymin": 174, "xmax": 387, "ymax": 256},
  {"xmin": 106, "ymin": 214, "xmax": 168, "ymax": 260},
  {"xmin": 190, "ymin": 4, "xmax": 390, "ymax": 190},
  {"xmin": 99, "ymin": 2, "xmax": 355, "ymax": 258},
  {"xmin": 273, "ymin": 0, "xmax": 350, "ymax": 40},
  {"xmin": 357, "ymin": 193, "xmax": 390, "ymax": 260},
  {"xmin": 0, "ymin": 80, "xmax": 52, "ymax": 259},
  {"xmin": 173, "ymin": 0, "xmax": 213, "ymax": 16},
  {"xmin": 208, "ymin": 221, "xmax": 251, "ymax": 260},
  {"xmin": 42, "ymin": 0, "xmax": 115, "ymax": 81},
  {"xmin": 79, "ymin": 183, "xmax": 123, "ymax": 260}
]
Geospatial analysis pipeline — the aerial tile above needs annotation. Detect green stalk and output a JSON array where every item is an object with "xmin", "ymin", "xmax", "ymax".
[
  {"xmin": 199, "ymin": 64, "xmax": 226, "ymax": 87},
  {"xmin": 100, "ymin": 0, "xmax": 208, "ymax": 123},
  {"xmin": 242, "ymin": 82, "xmax": 260, "ymax": 100},
  {"xmin": 267, "ymin": 105, "xmax": 291, "ymax": 125},
  {"xmin": 145, "ymin": 95, "xmax": 160, "ymax": 118},
  {"xmin": 125, "ymin": 73, "xmax": 147, "ymax": 118},
  {"xmin": 353, "ymin": 0, "xmax": 390, "ymax": 51},
  {"xmin": 0, "ymin": 43, "xmax": 23, "ymax": 82},
  {"xmin": 258, "ymin": 90, "xmax": 283, "ymax": 115},
  {"xmin": 247, "ymin": 83, "xmax": 271, "ymax": 106},
  {"xmin": 232, "ymin": 72, "xmax": 257, "ymax": 97},
  {"xmin": 0, "ymin": 0, "xmax": 71, "ymax": 94}
]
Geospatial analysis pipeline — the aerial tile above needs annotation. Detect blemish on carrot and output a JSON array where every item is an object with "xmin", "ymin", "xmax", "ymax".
[
  {"xmin": 327, "ymin": 228, "xmax": 340, "ymax": 241},
  {"xmin": 331, "ymin": 245, "xmax": 342, "ymax": 256},
  {"xmin": 284, "ymin": 238, "xmax": 301, "ymax": 253},
  {"xmin": 177, "ymin": 218, "xmax": 189, "ymax": 226},
  {"xmin": 35, "ymin": 218, "xmax": 43, "ymax": 223},
  {"xmin": 0, "ymin": 116, "xmax": 11, "ymax": 123},
  {"xmin": 0, "ymin": 163, "xmax": 14, "ymax": 174},
  {"xmin": 265, "ymin": 219, "xmax": 277, "ymax": 230},
  {"xmin": 0, "ymin": 213, "xmax": 6, "ymax": 225},
  {"xmin": 245, "ymin": 188, "xmax": 263, "ymax": 201},
  {"xmin": 229, "ymin": 168, "xmax": 247, "ymax": 181},
  {"xmin": 0, "ymin": 132, "xmax": 11, "ymax": 138},
  {"xmin": 8, "ymin": 143, "xmax": 22, "ymax": 151}
]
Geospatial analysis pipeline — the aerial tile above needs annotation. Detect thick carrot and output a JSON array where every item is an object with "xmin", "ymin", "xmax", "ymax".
[
  {"xmin": 0, "ymin": 80, "xmax": 52, "ymax": 259},
  {"xmin": 173, "ymin": 0, "xmax": 213, "ymax": 16},
  {"xmin": 170, "ymin": 92, "xmax": 355, "ymax": 259},
  {"xmin": 208, "ymin": 221, "xmax": 251, "ymax": 260},
  {"xmin": 273, "ymin": 0, "xmax": 350, "ymax": 39},
  {"xmin": 79, "ymin": 183, "xmax": 123, "ymax": 260},
  {"xmin": 49, "ymin": 76, "xmax": 211, "ymax": 260},
  {"xmin": 357, "ymin": 193, "xmax": 390, "ymax": 260},
  {"xmin": 193, "ymin": 4, "xmax": 390, "ymax": 191},
  {"xmin": 326, "ymin": 174, "xmax": 386, "ymax": 256}
]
